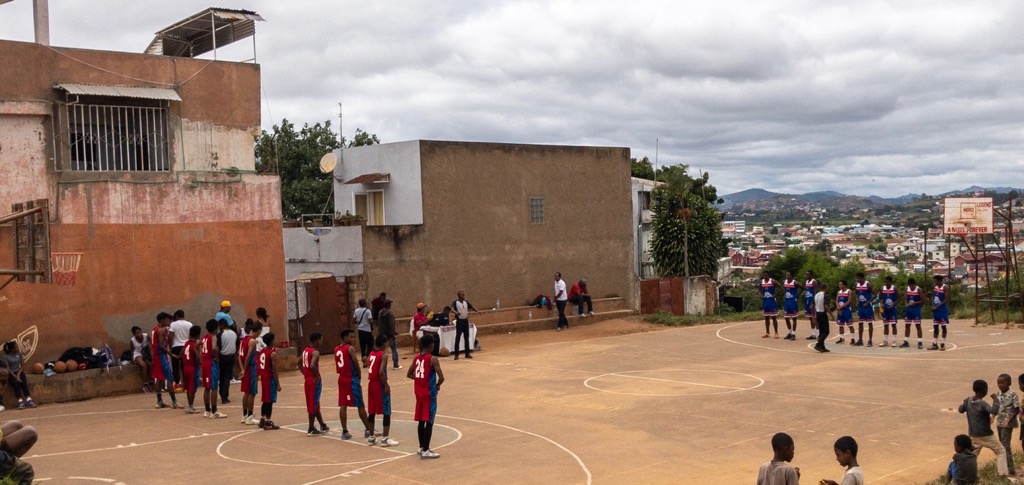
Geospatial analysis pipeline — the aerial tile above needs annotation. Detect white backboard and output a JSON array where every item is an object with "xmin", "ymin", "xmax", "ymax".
[{"xmin": 943, "ymin": 197, "xmax": 994, "ymax": 235}]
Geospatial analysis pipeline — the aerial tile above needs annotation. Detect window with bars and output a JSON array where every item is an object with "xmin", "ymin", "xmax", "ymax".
[
  {"xmin": 67, "ymin": 102, "xmax": 170, "ymax": 171},
  {"xmin": 529, "ymin": 197, "xmax": 545, "ymax": 224}
]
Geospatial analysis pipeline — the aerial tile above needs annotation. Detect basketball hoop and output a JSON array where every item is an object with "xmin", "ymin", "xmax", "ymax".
[{"xmin": 51, "ymin": 252, "xmax": 82, "ymax": 287}]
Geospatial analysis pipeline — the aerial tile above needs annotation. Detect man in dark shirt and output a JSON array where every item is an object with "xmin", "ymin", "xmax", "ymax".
[
  {"xmin": 958, "ymin": 379, "xmax": 1009, "ymax": 477},
  {"xmin": 376, "ymin": 300, "xmax": 401, "ymax": 369},
  {"xmin": 371, "ymin": 292, "xmax": 387, "ymax": 322}
]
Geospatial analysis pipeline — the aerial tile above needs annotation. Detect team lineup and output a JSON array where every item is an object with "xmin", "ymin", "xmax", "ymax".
[
  {"xmin": 147, "ymin": 314, "xmax": 447, "ymax": 460},
  {"xmin": 757, "ymin": 271, "xmax": 951, "ymax": 351}
]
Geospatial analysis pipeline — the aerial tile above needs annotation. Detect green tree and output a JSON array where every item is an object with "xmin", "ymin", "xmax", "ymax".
[
  {"xmin": 631, "ymin": 156, "xmax": 655, "ymax": 179},
  {"xmin": 649, "ymin": 164, "xmax": 723, "ymax": 278},
  {"xmin": 255, "ymin": 120, "xmax": 379, "ymax": 220}
]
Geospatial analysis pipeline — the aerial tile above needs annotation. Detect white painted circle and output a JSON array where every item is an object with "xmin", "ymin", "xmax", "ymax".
[{"xmin": 584, "ymin": 369, "xmax": 765, "ymax": 396}]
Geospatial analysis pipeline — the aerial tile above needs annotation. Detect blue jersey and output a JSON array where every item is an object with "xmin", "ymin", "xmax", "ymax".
[
  {"xmin": 855, "ymin": 281, "xmax": 874, "ymax": 321},
  {"xmin": 760, "ymin": 279, "xmax": 779, "ymax": 315},
  {"xmin": 880, "ymin": 285, "xmax": 899, "ymax": 323},
  {"xmin": 783, "ymin": 279, "xmax": 800, "ymax": 316},
  {"xmin": 905, "ymin": 285, "xmax": 922, "ymax": 322},
  {"xmin": 803, "ymin": 279, "xmax": 816, "ymax": 315},
  {"xmin": 783, "ymin": 280, "xmax": 800, "ymax": 301},
  {"xmin": 933, "ymin": 284, "xmax": 949, "ymax": 323},
  {"xmin": 837, "ymin": 289, "xmax": 853, "ymax": 324}
]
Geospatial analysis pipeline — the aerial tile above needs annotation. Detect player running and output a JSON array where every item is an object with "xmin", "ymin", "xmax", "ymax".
[
  {"xmin": 409, "ymin": 334, "xmax": 445, "ymax": 459},
  {"xmin": 335, "ymin": 329, "xmax": 372, "ymax": 440},
  {"xmin": 301, "ymin": 333, "xmax": 329, "ymax": 436},
  {"xmin": 366, "ymin": 335, "xmax": 399, "ymax": 447}
]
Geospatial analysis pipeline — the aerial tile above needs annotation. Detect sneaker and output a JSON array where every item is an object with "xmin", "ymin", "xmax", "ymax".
[
  {"xmin": 555, "ymin": 327, "xmax": 562, "ymax": 332},
  {"xmin": 25, "ymin": 399, "xmax": 35, "ymax": 408},
  {"xmin": 342, "ymin": 431, "xmax": 352, "ymax": 440},
  {"xmin": 211, "ymin": 412, "xmax": 228, "ymax": 419},
  {"xmin": 263, "ymin": 420, "xmax": 280, "ymax": 430},
  {"xmin": 364, "ymin": 429, "xmax": 373, "ymax": 438},
  {"xmin": 918, "ymin": 342, "xmax": 923, "ymax": 350},
  {"xmin": 588, "ymin": 311, "xmax": 594, "ymax": 316},
  {"xmin": 204, "ymin": 411, "xmax": 212, "ymax": 418},
  {"xmin": 155, "ymin": 401, "xmax": 166, "ymax": 409},
  {"xmin": 308, "ymin": 428, "xmax": 327, "ymax": 436},
  {"xmin": 899, "ymin": 341, "xmax": 910, "ymax": 348},
  {"xmin": 230, "ymin": 378, "xmax": 241, "ymax": 384},
  {"xmin": 454, "ymin": 355, "xmax": 458, "ymax": 361},
  {"xmin": 420, "ymin": 449, "xmax": 440, "ymax": 459},
  {"xmin": 368, "ymin": 435, "xmax": 377, "ymax": 445},
  {"xmin": 928, "ymin": 343, "xmax": 939, "ymax": 350},
  {"xmin": 240, "ymin": 415, "xmax": 248, "ymax": 424},
  {"xmin": 393, "ymin": 365, "xmax": 402, "ymax": 369},
  {"xmin": 866, "ymin": 341, "xmax": 873, "ymax": 347},
  {"xmin": 246, "ymin": 415, "xmax": 261, "ymax": 425},
  {"xmin": 466, "ymin": 354, "xmax": 473, "ymax": 359},
  {"xmin": 805, "ymin": 335, "xmax": 817, "ymax": 340},
  {"xmin": 879, "ymin": 341, "xmax": 889, "ymax": 347},
  {"xmin": 940, "ymin": 343, "xmax": 946, "ymax": 351},
  {"xmin": 221, "ymin": 398, "xmax": 231, "ymax": 404},
  {"xmin": 380, "ymin": 437, "xmax": 398, "ymax": 447},
  {"xmin": 185, "ymin": 406, "xmax": 197, "ymax": 414},
  {"xmin": 17, "ymin": 400, "xmax": 25, "ymax": 410},
  {"xmin": 417, "ymin": 449, "xmax": 424, "ymax": 457},
  {"xmin": 171, "ymin": 402, "xmax": 181, "ymax": 410},
  {"xmin": 320, "ymin": 424, "xmax": 330, "ymax": 433}
]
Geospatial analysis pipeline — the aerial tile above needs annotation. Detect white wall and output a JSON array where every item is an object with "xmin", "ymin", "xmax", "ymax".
[
  {"xmin": 334, "ymin": 141, "xmax": 424, "ymax": 225},
  {"xmin": 282, "ymin": 226, "xmax": 363, "ymax": 279}
]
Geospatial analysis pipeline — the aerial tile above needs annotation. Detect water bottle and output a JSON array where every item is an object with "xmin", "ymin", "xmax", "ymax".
[{"xmin": 496, "ymin": 299, "xmax": 501, "ymax": 310}]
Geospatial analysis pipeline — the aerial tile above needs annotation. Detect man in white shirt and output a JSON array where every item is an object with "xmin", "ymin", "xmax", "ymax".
[
  {"xmin": 450, "ymin": 291, "xmax": 479, "ymax": 360},
  {"xmin": 554, "ymin": 272, "xmax": 569, "ymax": 331},
  {"xmin": 814, "ymin": 282, "xmax": 832, "ymax": 353},
  {"xmin": 169, "ymin": 310, "xmax": 193, "ymax": 387}
]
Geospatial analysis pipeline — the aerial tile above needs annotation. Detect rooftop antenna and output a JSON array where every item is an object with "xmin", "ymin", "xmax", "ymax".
[
  {"xmin": 654, "ymin": 138, "xmax": 659, "ymax": 183},
  {"xmin": 0, "ymin": 0, "xmax": 50, "ymax": 45},
  {"xmin": 338, "ymin": 102, "xmax": 344, "ymax": 146}
]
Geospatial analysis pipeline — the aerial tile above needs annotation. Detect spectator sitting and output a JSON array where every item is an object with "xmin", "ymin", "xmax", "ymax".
[
  {"xmin": 568, "ymin": 279, "xmax": 594, "ymax": 317},
  {"xmin": 1, "ymin": 341, "xmax": 35, "ymax": 409},
  {"xmin": 431, "ymin": 306, "xmax": 452, "ymax": 326},
  {"xmin": 947, "ymin": 434, "xmax": 978, "ymax": 485},
  {"xmin": 0, "ymin": 420, "xmax": 38, "ymax": 485},
  {"xmin": 129, "ymin": 326, "xmax": 152, "ymax": 393}
]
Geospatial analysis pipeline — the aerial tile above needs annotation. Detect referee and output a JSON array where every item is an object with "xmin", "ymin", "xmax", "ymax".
[{"xmin": 814, "ymin": 282, "xmax": 832, "ymax": 353}]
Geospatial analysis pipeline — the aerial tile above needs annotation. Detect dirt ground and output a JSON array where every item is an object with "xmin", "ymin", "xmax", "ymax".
[{"xmin": 10, "ymin": 316, "xmax": 1024, "ymax": 484}]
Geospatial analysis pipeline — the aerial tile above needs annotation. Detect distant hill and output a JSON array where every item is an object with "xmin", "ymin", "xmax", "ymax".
[
  {"xmin": 802, "ymin": 190, "xmax": 846, "ymax": 201},
  {"xmin": 719, "ymin": 185, "xmax": 1019, "ymax": 210},
  {"xmin": 719, "ymin": 188, "xmax": 781, "ymax": 205},
  {"xmin": 940, "ymin": 186, "xmax": 1019, "ymax": 196}
]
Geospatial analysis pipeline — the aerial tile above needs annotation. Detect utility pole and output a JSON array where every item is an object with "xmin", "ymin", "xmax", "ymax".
[{"xmin": 337, "ymin": 102, "xmax": 344, "ymax": 146}]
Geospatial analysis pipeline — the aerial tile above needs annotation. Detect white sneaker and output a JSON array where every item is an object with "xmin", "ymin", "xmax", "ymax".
[
  {"xmin": 240, "ymin": 415, "xmax": 248, "ymax": 424},
  {"xmin": 380, "ymin": 437, "xmax": 398, "ymax": 447},
  {"xmin": 230, "ymin": 378, "xmax": 241, "ymax": 384},
  {"xmin": 212, "ymin": 412, "xmax": 228, "ymax": 419},
  {"xmin": 204, "ymin": 411, "xmax": 212, "ymax": 418},
  {"xmin": 246, "ymin": 415, "xmax": 260, "ymax": 425},
  {"xmin": 588, "ymin": 311, "xmax": 594, "ymax": 316},
  {"xmin": 420, "ymin": 449, "xmax": 440, "ymax": 459},
  {"xmin": 367, "ymin": 435, "xmax": 377, "ymax": 445},
  {"xmin": 0, "ymin": 405, "xmax": 5, "ymax": 412}
]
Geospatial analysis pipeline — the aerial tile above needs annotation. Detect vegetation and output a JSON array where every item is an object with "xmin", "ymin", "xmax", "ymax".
[
  {"xmin": 925, "ymin": 451, "xmax": 1024, "ymax": 484},
  {"xmin": 649, "ymin": 164, "xmax": 725, "ymax": 278},
  {"xmin": 644, "ymin": 309, "xmax": 762, "ymax": 327},
  {"xmin": 255, "ymin": 119, "xmax": 379, "ymax": 220}
]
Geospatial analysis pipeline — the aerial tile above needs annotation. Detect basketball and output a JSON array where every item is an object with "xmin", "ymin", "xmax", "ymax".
[
  {"xmin": 439, "ymin": 347, "xmax": 450, "ymax": 357},
  {"xmin": 31, "ymin": 362, "xmax": 44, "ymax": 374},
  {"xmin": 65, "ymin": 359, "xmax": 78, "ymax": 372},
  {"xmin": 54, "ymin": 361, "xmax": 66, "ymax": 373}
]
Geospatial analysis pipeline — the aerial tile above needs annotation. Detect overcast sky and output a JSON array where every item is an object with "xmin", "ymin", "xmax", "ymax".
[{"xmin": 2, "ymin": 1, "xmax": 1022, "ymax": 197}]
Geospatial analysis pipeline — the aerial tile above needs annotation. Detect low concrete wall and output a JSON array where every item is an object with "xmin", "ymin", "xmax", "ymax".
[{"xmin": 1, "ymin": 348, "xmax": 298, "ymax": 407}]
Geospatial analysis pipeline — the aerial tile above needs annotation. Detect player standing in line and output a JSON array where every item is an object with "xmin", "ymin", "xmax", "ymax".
[
  {"xmin": 181, "ymin": 325, "xmax": 201, "ymax": 414},
  {"xmin": 201, "ymin": 319, "xmax": 227, "ymax": 418},
  {"xmin": 930, "ymin": 275, "xmax": 950, "ymax": 351},
  {"xmin": 151, "ymin": 312, "xmax": 179, "ymax": 409},
  {"xmin": 301, "ymin": 333, "xmax": 329, "ymax": 436},
  {"xmin": 804, "ymin": 271, "xmax": 819, "ymax": 340},
  {"xmin": 335, "ymin": 329, "xmax": 372, "ymax": 440},
  {"xmin": 258, "ymin": 333, "xmax": 282, "ymax": 430},
  {"xmin": 759, "ymin": 272, "xmax": 780, "ymax": 339},
  {"xmin": 238, "ymin": 321, "xmax": 261, "ymax": 425},
  {"xmin": 853, "ymin": 273, "xmax": 875, "ymax": 347},
  {"xmin": 366, "ymin": 335, "xmax": 399, "ymax": 447},
  {"xmin": 781, "ymin": 272, "xmax": 803, "ymax": 341},
  {"xmin": 901, "ymin": 278, "xmax": 924, "ymax": 349},
  {"xmin": 835, "ymin": 280, "xmax": 853, "ymax": 344},
  {"xmin": 878, "ymin": 276, "xmax": 899, "ymax": 347},
  {"xmin": 409, "ymin": 334, "xmax": 445, "ymax": 459}
]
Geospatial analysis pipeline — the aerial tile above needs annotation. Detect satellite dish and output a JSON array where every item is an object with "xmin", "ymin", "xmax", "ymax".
[{"xmin": 319, "ymin": 153, "xmax": 337, "ymax": 174}]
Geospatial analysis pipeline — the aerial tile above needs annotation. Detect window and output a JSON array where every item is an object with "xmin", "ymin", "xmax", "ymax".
[
  {"xmin": 354, "ymin": 191, "xmax": 385, "ymax": 225},
  {"xmin": 67, "ymin": 101, "xmax": 170, "ymax": 171},
  {"xmin": 529, "ymin": 197, "xmax": 545, "ymax": 224}
]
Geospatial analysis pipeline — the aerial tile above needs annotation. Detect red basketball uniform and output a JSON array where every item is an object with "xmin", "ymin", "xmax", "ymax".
[
  {"xmin": 301, "ymin": 346, "xmax": 320, "ymax": 414},
  {"xmin": 200, "ymin": 334, "xmax": 216, "ymax": 389},
  {"xmin": 238, "ymin": 335, "xmax": 253, "ymax": 394},
  {"xmin": 182, "ymin": 339, "xmax": 198, "ymax": 393},
  {"xmin": 258, "ymin": 347, "xmax": 277, "ymax": 404},
  {"xmin": 334, "ymin": 344, "xmax": 356, "ymax": 406},
  {"xmin": 413, "ymin": 352, "xmax": 435, "ymax": 422},
  {"xmin": 366, "ymin": 349, "xmax": 385, "ymax": 414},
  {"xmin": 150, "ymin": 325, "xmax": 165, "ymax": 380}
]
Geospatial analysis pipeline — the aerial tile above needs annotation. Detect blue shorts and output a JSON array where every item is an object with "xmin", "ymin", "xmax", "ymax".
[
  {"xmin": 381, "ymin": 383, "xmax": 392, "ymax": 416},
  {"xmin": 783, "ymin": 299, "xmax": 799, "ymax": 317},
  {"xmin": 246, "ymin": 365, "xmax": 258, "ymax": 395},
  {"xmin": 837, "ymin": 309, "xmax": 853, "ymax": 325},
  {"xmin": 933, "ymin": 311, "xmax": 949, "ymax": 325},
  {"xmin": 804, "ymin": 298, "xmax": 814, "ymax": 317},
  {"xmin": 158, "ymin": 353, "xmax": 173, "ymax": 382},
  {"xmin": 905, "ymin": 308, "xmax": 922, "ymax": 323},
  {"xmin": 881, "ymin": 307, "xmax": 898, "ymax": 323},
  {"xmin": 762, "ymin": 299, "xmax": 778, "ymax": 316},
  {"xmin": 350, "ymin": 375, "xmax": 364, "ymax": 408},
  {"xmin": 857, "ymin": 306, "xmax": 874, "ymax": 322}
]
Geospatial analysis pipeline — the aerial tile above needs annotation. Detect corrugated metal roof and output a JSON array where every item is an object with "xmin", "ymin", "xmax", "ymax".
[
  {"xmin": 55, "ymin": 83, "xmax": 182, "ymax": 101},
  {"xmin": 145, "ymin": 7, "xmax": 265, "ymax": 58},
  {"xmin": 344, "ymin": 173, "xmax": 391, "ymax": 185}
]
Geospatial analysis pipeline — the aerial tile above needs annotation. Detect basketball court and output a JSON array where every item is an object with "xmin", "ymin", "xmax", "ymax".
[{"xmin": 13, "ymin": 317, "xmax": 1023, "ymax": 484}]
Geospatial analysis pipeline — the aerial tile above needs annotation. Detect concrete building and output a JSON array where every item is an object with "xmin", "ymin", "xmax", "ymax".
[
  {"xmin": 631, "ymin": 177, "xmax": 661, "ymax": 279},
  {"xmin": 0, "ymin": 37, "xmax": 285, "ymax": 362},
  {"xmin": 287, "ymin": 140, "xmax": 635, "ymax": 314}
]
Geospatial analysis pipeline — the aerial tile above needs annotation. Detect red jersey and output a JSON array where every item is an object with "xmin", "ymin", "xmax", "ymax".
[
  {"xmin": 182, "ymin": 340, "xmax": 198, "ymax": 368},
  {"xmin": 200, "ymin": 334, "xmax": 216, "ymax": 364},
  {"xmin": 367, "ymin": 349, "xmax": 385, "ymax": 382},
  {"xmin": 258, "ymin": 347, "xmax": 275, "ymax": 379},
  {"xmin": 239, "ymin": 335, "xmax": 252, "ymax": 364},
  {"xmin": 412, "ymin": 352, "xmax": 435, "ymax": 397},
  {"xmin": 301, "ymin": 346, "xmax": 319, "ymax": 380},
  {"xmin": 334, "ymin": 344, "xmax": 354, "ymax": 380},
  {"xmin": 150, "ymin": 325, "xmax": 163, "ymax": 359}
]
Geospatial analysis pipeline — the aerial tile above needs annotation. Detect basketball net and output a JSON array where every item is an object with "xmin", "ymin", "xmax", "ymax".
[{"xmin": 51, "ymin": 252, "xmax": 82, "ymax": 287}]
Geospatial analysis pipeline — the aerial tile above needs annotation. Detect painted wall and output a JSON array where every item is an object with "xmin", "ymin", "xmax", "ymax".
[
  {"xmin": 0, "ymin": 39, "xmax": 285, "ymax": 363},
  {"xmin": 360, "ymin": 141, "xmax": 635, "ymax": 315},
  {"xmin": 334, "ymin": 141, "xmax": 424, "ymax": 225},
  {"xmin": 283, "ymin": 226, "xmax": 363, "ymax": 279}
]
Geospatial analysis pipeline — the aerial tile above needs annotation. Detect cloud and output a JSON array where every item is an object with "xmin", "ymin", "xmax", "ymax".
[{"xmin": 1, "ymin": 0, "xmax": 1022, "ymax": 197}]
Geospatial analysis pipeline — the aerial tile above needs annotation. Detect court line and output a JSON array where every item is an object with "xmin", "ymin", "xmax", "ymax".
[
  {"xmin": 715, "ymin": 322, "xmax": 1024, "ymax": 362},
  {"xmin": 26, "ymin": 429, "xmax": 248, "ymax": 459},
  {"xmin": 15, "ymin": 408, "xmax": 159, "ymax": 422},
  {"xmin": 609, "ymin": 372, "xmax": 755, "ymax": 390},
  {"xmin": 216, "ymin": 429, "xmax": 400, "ymax": 467},
  {"xmin": 277, "ymin": 423, "xmax": 414, "ymax": 456}
]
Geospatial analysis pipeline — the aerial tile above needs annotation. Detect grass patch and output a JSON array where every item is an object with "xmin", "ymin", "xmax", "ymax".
[
  {"xmin": 924, "ymin": 451, "xmax": 1024, "ymax": 484},
  {"xmin": 644, "ymin": 310, "xmax": 763, "ymax": 327}
]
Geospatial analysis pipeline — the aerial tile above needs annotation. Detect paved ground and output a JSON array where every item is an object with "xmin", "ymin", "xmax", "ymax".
[{"xmin": 10, "ymin": 317, "xmax": 1023, "ymax": 484}]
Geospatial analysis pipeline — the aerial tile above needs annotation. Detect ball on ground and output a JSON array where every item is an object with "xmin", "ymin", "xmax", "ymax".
[
  {"xmin": 53, "ymin": 361, "xmax": 66, "ymax": 373},
  {"xmin": 65, "ymin": 359, "xmax": 78, "ymax": 372},
  {"xmin": 31, "ymin": 362, "xmax": 44, "ymax": 374},
  {"xmin": 439, "ymin": 347, "xmax": 450, "ymax": 357}
]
